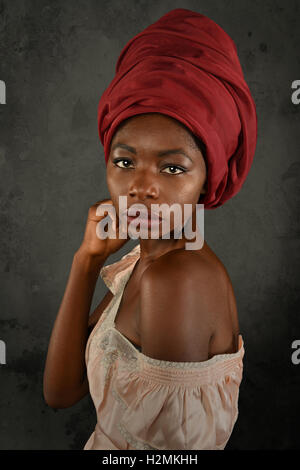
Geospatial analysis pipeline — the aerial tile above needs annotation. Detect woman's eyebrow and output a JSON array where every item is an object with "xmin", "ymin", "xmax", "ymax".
[
  {"xmin": 158, "ymin": 148, "xmax": 193, "ymax": 162},
  {"xmin": 111, "ymin": 143, "xmax": 193, "ymax": 162},
  {"xmin": 111, "ymin": 143, "xmax": 136, "ymax": 154}
]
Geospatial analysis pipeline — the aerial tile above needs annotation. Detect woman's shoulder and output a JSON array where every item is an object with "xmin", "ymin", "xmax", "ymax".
[
  {"xmin": 140, "ymin": 241, "xmax": 240, "ymax": 357},
  {"xmin": 141, "ymin": 240, "xmax": 228, "ymax": 288},
  {"xmin": 193, "ymin": 241, "xmax": 241, "ymax": 355}
]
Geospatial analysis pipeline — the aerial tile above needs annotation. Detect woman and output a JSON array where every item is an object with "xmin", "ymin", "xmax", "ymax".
[{"xmin": 43, "ymin": 8, "xmax": 257, "ymax": 450}]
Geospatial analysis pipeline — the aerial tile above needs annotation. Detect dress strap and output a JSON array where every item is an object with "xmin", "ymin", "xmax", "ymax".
[{"xmin": 100, "ymin": 244, "xmax": 141, "ymax": 295}]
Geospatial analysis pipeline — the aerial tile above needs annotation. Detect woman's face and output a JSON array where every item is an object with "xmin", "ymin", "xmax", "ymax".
[{"xmin": 106, "ymin": 113, "xmax": 207, "ymax": 238}]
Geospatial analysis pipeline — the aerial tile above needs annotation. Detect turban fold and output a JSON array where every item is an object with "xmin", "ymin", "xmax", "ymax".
[{"xmin": 97, "ymin": 8, "xmax": 257, "ymax": 209}]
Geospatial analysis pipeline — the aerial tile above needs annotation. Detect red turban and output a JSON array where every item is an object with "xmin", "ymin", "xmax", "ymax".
[{"xmin": 97, "ymin": 8, "xmax": 257, "ymax": 209}]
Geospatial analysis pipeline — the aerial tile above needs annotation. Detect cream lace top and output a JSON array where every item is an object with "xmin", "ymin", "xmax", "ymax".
[{"xmin": 83, "ymin": 244, "xmax": 245, "ymax": 450}]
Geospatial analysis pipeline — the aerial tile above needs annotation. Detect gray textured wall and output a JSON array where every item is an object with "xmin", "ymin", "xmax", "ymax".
[{"xmin": 0, "ymin": 0, "xmax": 299, "ymax": 450}]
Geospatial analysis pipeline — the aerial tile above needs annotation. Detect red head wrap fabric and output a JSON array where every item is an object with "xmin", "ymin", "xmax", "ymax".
[{"xmin": 97, "ymin": 8, "xmax": 257, "ymax": 209}]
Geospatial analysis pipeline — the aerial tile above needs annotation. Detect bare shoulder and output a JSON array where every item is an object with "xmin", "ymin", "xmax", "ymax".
[
  {"xmin": 139, "ymin": 244, "xmax": 237, "ymax": 362},
  {"xmin": 141, "ymin": 245, "xmax": 226, "ymax": 296}
]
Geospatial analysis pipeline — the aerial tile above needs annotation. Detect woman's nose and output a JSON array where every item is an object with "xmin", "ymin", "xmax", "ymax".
[{"xmin": 128, "ymin": 172, "xmax": 159, "ymax": 199}]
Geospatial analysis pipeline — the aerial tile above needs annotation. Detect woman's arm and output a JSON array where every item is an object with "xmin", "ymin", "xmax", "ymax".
[
  {"xmin": 43, "ymin": 248, "xmax": 108, "ymax": 409},
  {"xmin": 43, "ymin": 198, "xmax": 129, "ymax": 409},
  {"xmin": 139, "ymin": 250, "xmax": 218, "ymax": 362}
]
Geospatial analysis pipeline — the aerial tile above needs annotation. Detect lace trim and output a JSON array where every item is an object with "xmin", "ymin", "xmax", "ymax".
[
  {"xmin": 94, "ymin": 329, "xmax": 140, "ymax": 385},
  {"xmin": 87, "ymin": 328, "xmax": 244, "ymax": 400},
  {"xmin": 111, "ymin": 387, "xmax": 128, "ymax": 411},
  {"xmin": 100, "ymin": 349, "xmax": 119, "ymax": 385},
  {"xmin": 117, "ymin": 422, "xmax": 158, "ymax": 450},
  {"xmin": 138, "ymin": 337, "xmax": 244, "ymax": 369},
  {"xmin": 90, "ymin": 324, "xmax": 244, "ymax": 376},
  {"xmin": 86, "ymin": 292, "xmax": 121, "ymax": 366}
]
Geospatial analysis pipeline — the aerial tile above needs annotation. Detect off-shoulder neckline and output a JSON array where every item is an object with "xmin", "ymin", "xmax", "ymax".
[
  {"xmin": 103, "ymin": 244, "xmax": 244, "ymax": 368},
  {"xmin": 105, "ymin": 245, "xmax": 244, "ymax": 367},
  {"xmin": 111, "ymin": 324, "xmax": 244, "ymax": 368}
]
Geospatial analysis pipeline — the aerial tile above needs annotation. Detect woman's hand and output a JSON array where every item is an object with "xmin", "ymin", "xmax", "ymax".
[{"xmin": 77, "ymin": 198, "xmax": 130, "ymax": 259}]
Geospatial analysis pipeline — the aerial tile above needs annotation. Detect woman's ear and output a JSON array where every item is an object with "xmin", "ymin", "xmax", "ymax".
[
  {"xmin": 200, "ymin": 180, "xmax": 207, "ymax": 195},
  {"xmin": 197, "ymin": 181, "xmax": 207, "ymax": 204}
]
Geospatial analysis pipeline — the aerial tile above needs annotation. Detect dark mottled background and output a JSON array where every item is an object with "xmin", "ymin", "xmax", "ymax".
[{"xmin": 0, "ymin": 0, "xmax": 300, "ymax": 450}]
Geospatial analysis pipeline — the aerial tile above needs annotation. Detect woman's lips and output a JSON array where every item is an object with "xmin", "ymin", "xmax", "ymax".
[{"xmin": 126, "ymin": 213, "xmax": 162, "ymax": 227}]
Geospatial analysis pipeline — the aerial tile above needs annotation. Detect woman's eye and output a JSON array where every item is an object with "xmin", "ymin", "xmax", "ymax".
[
  {"xmin": 113, "ymin": 158, "xmax": 133, "ymax": 169},
  {"xmin": 162, "ymin": 165, "xmax": 186, "ymax": 175},
  {"xmin": 113, "ymin": 159, "xmax": 185, "ymax": 174}
]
